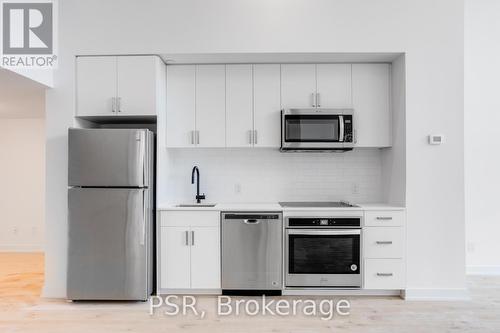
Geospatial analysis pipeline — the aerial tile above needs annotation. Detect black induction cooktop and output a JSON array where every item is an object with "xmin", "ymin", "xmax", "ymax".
[{"xmin": 278, "ymin": 201, "xmax": 358, "ymax": 208}]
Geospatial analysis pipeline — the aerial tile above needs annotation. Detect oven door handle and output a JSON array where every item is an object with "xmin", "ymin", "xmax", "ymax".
[{"xmin": 287, "ymin": 229, "xmax": 360, "ymax": 235}]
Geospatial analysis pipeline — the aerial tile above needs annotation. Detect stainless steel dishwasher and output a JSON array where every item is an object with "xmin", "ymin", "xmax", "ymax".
[{"xmin": 222, "ymin": 212, "xmax": 283, "ymax": 294}]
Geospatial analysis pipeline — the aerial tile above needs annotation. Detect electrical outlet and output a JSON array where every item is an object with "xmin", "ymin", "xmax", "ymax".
[
  {"xmin": 234, "ymin": 183, "xmax": 241, "ymax": 194},
  {"xmin": 351, "ymin": 183, "xmax": 359, "ymax": 195},
  {"xmin": 467, "ymin": 242, "xmax": 475, "ymax": 253},
  {"xmin": 12, "ymin": 227, "xmax": 18, "ymax": 235}
]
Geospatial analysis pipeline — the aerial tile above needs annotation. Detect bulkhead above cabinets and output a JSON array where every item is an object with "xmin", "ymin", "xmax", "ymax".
[{"xmin": 165, "ymin": 63, "xmax": 392, "ymax": 149}]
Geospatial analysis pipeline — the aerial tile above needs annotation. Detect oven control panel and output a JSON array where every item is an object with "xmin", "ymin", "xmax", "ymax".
[{"xmin": 287, "ymin": 217, "xmax": 361, "ymax": 228}]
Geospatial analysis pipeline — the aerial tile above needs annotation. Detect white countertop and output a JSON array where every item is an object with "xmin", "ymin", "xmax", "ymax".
[{"xmin": 158, "ymin": 202, "xmax": 404, "ymax": 211}]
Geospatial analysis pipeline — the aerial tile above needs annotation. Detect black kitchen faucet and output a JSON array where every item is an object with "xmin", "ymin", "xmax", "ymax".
[{"xmin": 191, "ymin": 166, "xmax": 206, "ymax": 204}]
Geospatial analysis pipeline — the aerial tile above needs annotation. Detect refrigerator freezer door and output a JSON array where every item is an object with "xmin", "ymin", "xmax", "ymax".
[
  {"xmin": 68, "ymin": 128, "xmax": 148, "ymax": 187},
  {"xmin": 67, "ymin": 188, "xmax": 149, "ymax": 300}
]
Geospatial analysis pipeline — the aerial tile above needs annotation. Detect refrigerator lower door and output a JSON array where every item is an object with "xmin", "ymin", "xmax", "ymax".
[
  {"xmin": 68, "ymin": 128, "xmax": 149, "ymax": 187},
  {"xmin": 67, "ymin": 188, "xmax": 150, "ymax": 300}
]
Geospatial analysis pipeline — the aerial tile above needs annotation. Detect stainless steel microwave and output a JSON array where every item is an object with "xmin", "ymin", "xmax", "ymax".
[{"xmin": 280, "ymin": 109, "xmax": 354, "ymax": 152}]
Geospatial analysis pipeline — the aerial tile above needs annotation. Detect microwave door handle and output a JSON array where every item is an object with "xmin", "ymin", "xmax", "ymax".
[{"xmin": 339, "ymin": 115, "xmax": 344, "ymax": 142}]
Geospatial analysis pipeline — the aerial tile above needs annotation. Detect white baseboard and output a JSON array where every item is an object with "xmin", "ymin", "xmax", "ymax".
[
  {"xmin": 466, "ymin": 265, "xmax": 500, "ymax": 276},
  {"xmin": 402, "ymin": 288, "xmax": 469, "ymax": 301},
  {"xmin": 0, "ymin": 244, "xmax": 44, "ymax": 252}
]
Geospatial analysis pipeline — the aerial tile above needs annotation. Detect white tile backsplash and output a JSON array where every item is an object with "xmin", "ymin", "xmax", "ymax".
[{"xmin": 163, "ymin": 148, "xmax": 383, "ymax": 204}]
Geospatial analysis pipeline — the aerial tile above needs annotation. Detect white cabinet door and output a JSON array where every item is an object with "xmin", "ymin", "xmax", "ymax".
[
  {"xmin": 364, "ymin": 210, "xmax": 405, "ymax": 227},
  {"xmin": 195, "ymin": 65, "xmax": 226, "ymax": 147},
  {"xmin": 190, "ymin": 227, "xmax": 221, "ymax": 289},
  {"xmin": 316, "ymin": 64, "xmax": 352, "ymax": 108},
  {"xmin": 281, "ymin": 64, "xmax": 316, "ymax": 109},
  {"xmin": 352, "ymin": 64, "xmax": 391, "ymax": 147},
  {"xmin": 116, "ymin": 56, "xmax": 158, "ymax": 116},
  {"xmin": 226, "ymin": 65, "xmax": 253, "ymax": 147},
  {"xmin": 76, "ymin": 56, "xmax": 117, "ymax": 116},
  {"xmin": 166, "ymin": 65, "xmax": 196, "ymax": 147},
  {"xmin": 161, "ymin": 227, "xmax": 191, "ymax": 289},
  {"xmin": 364, "ymin": 259, "xmax": 405, "ymax": 289},
  {"xmin": 253, "ymin": 64, "xmax": 281, "ymax": 147}
]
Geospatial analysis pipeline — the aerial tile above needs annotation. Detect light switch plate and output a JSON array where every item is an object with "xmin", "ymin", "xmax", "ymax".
[{"xmin": 428, "ymin": 134, "xmax": 444, "ymax": 145}]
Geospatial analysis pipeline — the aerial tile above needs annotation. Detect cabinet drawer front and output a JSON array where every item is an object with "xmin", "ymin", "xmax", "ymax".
[
  {"xmin": 363, "ymin": 227, "xmax": 404, "ymax": 259},
  {"xmin": 364, "ymin": 210, "xmax": 405, "ymax": 227},
  {"xmin": 364, "ymin": 259, "xmax": 405, "ymax": 289},
  {"xmin": 160, "ymin": 211, "xmax": 220, "ymax": 227}
]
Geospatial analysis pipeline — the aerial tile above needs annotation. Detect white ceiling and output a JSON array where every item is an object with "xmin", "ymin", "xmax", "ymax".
[
  {"xmin": 0, "ymin": 68, "xmax": 46, "ymax": 119},
  {"xmin": 160, "ymin": 52, "xmax": 403, "ymax": 64}
]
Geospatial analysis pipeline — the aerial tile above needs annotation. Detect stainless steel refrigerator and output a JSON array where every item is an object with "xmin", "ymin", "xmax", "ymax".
[{"xmin": 67, "ymin": 128, "xmax": 154, "ymax": 301}]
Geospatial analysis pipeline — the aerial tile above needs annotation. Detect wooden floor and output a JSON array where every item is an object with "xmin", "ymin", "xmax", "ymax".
[{"xmin": 1, "ymin": 253, "xmax": 499, "ymax": 332}]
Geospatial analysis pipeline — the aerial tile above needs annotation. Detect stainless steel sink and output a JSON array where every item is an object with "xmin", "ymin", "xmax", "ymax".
[{"xmin": 175, "ymin": 204, "xmax": 217, "ymax": 208}]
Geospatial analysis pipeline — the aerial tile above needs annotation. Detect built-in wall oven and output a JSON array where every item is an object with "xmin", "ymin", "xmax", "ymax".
[
  {"xmin": 280, "ymin": 108, "xmax": 354, "ymax": 152},
  {"xmin": 284, "ymin": 212, "xmax": 362, "ymax": 288}
]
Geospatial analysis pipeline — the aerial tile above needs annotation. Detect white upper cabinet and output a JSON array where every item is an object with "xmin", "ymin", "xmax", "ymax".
[
  {"xmin": 352, "ymin": 64, "xmax": 391, "ymax": 147},
  {"xmin": 316, "ymin": 64, "xmax": 352, "ymax": 108},
  {"xmin": 116, "ymin": 56, "xmax": 161, "ymax": 116},
  {"xmin": 281, "ymin": 64, "xmax": 316, "ymax": 109},
  {"xmin": 226, "ymin": 65, "xmax": 253, "ymax": 147},
  {"xmin": 76, "ymin": 55, "xmax": 164, "ymax": 117},
  {"xmin": 76, "ymin": 56, "xmax": 117, "ymax": 117},
  {"xmin": 166, "ymin": 65, "xmax": 196, "ymax": 147},
  {"xmin": 165, "ymin": 62, "xmax": 391, "ymax": 148},
  {"xmin": 195, "ymin": 65, "xmax": 226, "ymax": 147},
  {"xmin": 253, "ymin": 64, "xmax": 281, "ymax": 147}
]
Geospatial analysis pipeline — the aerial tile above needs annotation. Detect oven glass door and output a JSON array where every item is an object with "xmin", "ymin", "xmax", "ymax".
[
  {"xmin": 284, "ymin": 114, "xmax": 341, "ymax": 142},
  {"xmin": 288, "ymin": 230, "xmax": 360, "ymax": 274}
]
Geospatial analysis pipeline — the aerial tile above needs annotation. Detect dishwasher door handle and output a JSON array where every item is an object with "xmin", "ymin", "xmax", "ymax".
[{"xmin": 243, "ymin": 219, "xmax": 260, "ymax": 224}]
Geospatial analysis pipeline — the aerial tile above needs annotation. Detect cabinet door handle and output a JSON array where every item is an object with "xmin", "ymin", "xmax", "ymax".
[
  {"xmin": 191, "ymin": 231, "xmax": 195, "ymax": 246},
  {"xmin": 248, "ymin": 130, "xmax": 253, "ymax": 144},
  {"xmin": 316, "ymin": 93, "xmax": 321, "ymax": 107},
  {"xmin": 254, "ymin": 130, "xmax": 258, "ymax": 145},
  {"xmin": 376, "ymin": 217, "xmax": 393, "ymax": 220},
  {"xmin": 376, "ymin": 273, "xmax": 394, "ymax": 277},
  {"xmin": 116, "ymin": 97, "xmax": 121, "ymax": 112},
  {"xmin": 376, "ymin": 241, "xmax": 393, "ymax": 245},
  {"xmin": 111, "ymin": 97, "xmax": 116, "ymax": 113},
  {"xmin": 196, "ymin": 130, "xmax": 200, "ymax": 144},
  {"xmin": 190, "ymin": 131, "xmax": 195, "ymax": 145},
  {"xmin": 311, "ymin": 93, "xmax": 316, "ymax": 107},
  {"xmin": 185, "ymin": 231, "xmax": 189, "ymax": 246}
]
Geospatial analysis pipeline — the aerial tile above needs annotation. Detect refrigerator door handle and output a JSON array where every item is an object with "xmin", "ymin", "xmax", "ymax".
[
  {"xmin": 136, "ymin": 131, "xmax": 146, "ymax": 186},
  {"xmin": 141, "ymin": 190, "xmax": 146, "ymax": 246}
]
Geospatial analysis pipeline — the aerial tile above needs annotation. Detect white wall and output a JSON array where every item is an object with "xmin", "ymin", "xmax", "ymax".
[
  {"xmin": 0, "ymin": 119, "xmax": 45, "ymax": 251},
  {"xmin": 163, "ymin": 149, "xmax": 383, "ymax": 204},
  {"xmin": 0, "ymin": 69, "xmax": 46, "ymax": 251},
  {"xmin": 465, "ymin": 0, "xmax": 500, "ymax": 274},
  {"xmin": 45, "ymin": 0, "xmax": 465, "ymax": 298}
]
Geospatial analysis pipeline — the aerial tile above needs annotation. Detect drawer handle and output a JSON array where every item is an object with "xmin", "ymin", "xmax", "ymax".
[
  {"xmin": 376, "ymin": 241, "xmax": 393, "ymax": 245},
  {"xmin": 376, "ymin": 217, "xmax": 393, "ymax": 220},
  {"xmin": 376, "ymin": 272, "xmax": 394, "ymax": 277}
]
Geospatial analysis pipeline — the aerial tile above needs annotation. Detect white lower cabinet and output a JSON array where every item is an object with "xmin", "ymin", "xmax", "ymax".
[
  {"xmin": 363, "ymin": 209, "xmax": 406, "ymax": 290},
  {"xmin": 364, "ymin": 259, "xmax": 405, "ymax": 290},
  {"xmin": 161, "ymin": 227, "xmax": 191, "ymax": 289},
  {"xmin": 190, "ymin": 227, "xmax": 220, "ymax": 289},
  {"xmin": 159, "ymin": 211, "xmax": 220, "ymax": 291},
  {"xmin": 363, "ymin": 227, "xmax": 404, "ymax": 258}
]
